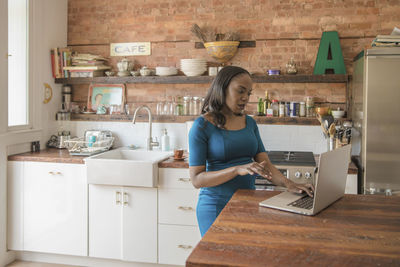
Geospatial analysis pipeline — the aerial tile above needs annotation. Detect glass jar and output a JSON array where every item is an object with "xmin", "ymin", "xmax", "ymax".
[
  {"xmin": 183, "ymin": 96, "xmax": 191, "ymax": 115},
  {"xmin": 174, "ymin": 96, "xmax": 184, "ymax": 116},
  {"xmin": 192, "ymin": 96, "xmax": 201, "ymax": 115},
  {"xmin": 157, "ymin": 102, "xmax": 164, "ymax": 115}
]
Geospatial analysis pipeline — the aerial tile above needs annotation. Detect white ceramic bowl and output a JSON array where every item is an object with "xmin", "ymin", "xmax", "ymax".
[
  {"xmin": 155, "ymin": 67, "xmax": 177, "ymax": 76},
  {"xmin": 182, "ymin": 70, "xmax": 206, "ymax": 76},
  {"xmin": 331, "ymin": 110, "xmax": 345, "ymax": 118}
]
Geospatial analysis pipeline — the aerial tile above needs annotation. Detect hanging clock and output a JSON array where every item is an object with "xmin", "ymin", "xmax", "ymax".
[{"xmin": 43, "ymin": 83, "xmax": 53, "ymax": 104}]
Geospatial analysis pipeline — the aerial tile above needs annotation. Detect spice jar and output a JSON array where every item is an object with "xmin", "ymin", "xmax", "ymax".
[
  {"xmin": 183, "ymin": 96, "xmax": 191, "ymax": 115},
  {"xmin": 299, "ymin": 102, "xmax": 306, "ymax": 117}
]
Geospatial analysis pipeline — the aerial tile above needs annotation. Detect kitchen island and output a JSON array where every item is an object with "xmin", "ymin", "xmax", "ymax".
[{"xmin": 186, "ymin": 190, "xmax": 400, "ymax": 267}]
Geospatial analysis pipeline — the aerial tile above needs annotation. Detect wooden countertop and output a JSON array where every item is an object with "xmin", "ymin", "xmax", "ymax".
[
  {"xmin": 186, "ymin": 190, "xmax": 400, "ymax": 267},
  {"xmin": 8, "ymin": 150, "xmax": 357, "ymax": 174},
  {"xmin": 8, "ymin": 148, "xmax": 86, "ymax": 164}
]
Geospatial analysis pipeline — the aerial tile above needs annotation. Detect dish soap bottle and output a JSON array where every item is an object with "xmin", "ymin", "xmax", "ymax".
[{"xmin": 161, "ymin": 129, "xmax": 170, "ymax": 151}]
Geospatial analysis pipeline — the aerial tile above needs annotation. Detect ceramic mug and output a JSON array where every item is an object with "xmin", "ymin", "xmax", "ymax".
[
  {"xmin": 208, "ymin": 67, "xmax": 218, "ymax": 76},
  {"xmin": 174, "ymin": 148, "xmax": 184, "ymax": 159}
]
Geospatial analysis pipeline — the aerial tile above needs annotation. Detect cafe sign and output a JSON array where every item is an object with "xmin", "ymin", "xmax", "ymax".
[{"xmin": 110, "ymin": 42, "xmax": 151, "ymax": 56}]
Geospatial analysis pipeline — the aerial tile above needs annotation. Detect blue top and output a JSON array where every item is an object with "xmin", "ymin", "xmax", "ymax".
[{"xmin": 189, "ymin": 115, "xmax": 266, "ymax": 198}]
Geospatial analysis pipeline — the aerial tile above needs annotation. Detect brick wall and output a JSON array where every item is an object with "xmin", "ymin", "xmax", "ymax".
[{"xmin": 68, "ymin": 0, "xmax": 400, "ymax": 113}]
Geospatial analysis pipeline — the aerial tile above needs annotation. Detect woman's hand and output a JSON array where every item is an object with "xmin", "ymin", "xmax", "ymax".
[
  {"xmin": 286, "ymin": 181, "xmax": 315, "ymax": 197},
  {"xmin": 236, "ymin": 161, "xmax": 272, "ymax": 180}
]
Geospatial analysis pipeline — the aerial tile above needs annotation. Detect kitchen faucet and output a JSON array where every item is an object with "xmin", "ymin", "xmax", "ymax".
[{"xmin": 132, "ymin": 105, "xmax": 159, "ymax": 150}]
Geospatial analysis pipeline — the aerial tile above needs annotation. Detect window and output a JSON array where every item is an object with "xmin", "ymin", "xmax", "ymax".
[{"xmin": 8, "ymin": 0, "xmax": 30, "ymax": 128}]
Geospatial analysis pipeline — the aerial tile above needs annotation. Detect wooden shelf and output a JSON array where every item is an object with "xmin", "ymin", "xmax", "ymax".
[
  {"xmin": 70, "ymin": 113, "xmax": 326, "ymax": 125},
  {"xmin": 195, "ymin": 41, "xmax": 256, "ymax": 49},
  {"xmin": 55, "ymin": 74, "xmax": 349, "ymax": 85}
]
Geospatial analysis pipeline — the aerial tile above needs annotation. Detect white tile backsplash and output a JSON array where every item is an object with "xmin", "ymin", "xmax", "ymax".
[{"xmin": 65, "ymin": 121, "xmax": 328, "ymax": 154}]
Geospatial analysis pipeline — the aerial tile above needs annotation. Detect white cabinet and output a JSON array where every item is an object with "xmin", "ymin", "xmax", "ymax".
[
  {"xmin": 7, "ymin": 161, "xmax": 24, "ymax": 251},
  {"xmin": 159, "ymin": 224, "xmax": 200, "ymax": 265},
  {"xmin": 346, "ymin": 174, "xmax": 358, "ymax": 194},
  {"xmin": 89, "ymin": 184, "xmax": 157, "ymax": 263},
  {"xmin": 158, "ymin": 168, "xmax": 201, "ymax": 266},
  {"xmin": 7, "ymin": 161, "xmax": 87, "ymax": 256}
]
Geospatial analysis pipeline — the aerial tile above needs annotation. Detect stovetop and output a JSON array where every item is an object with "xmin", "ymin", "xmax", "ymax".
[{"xmin": 267, "ymin": 151, "xmax": 316, "ymax": 167}]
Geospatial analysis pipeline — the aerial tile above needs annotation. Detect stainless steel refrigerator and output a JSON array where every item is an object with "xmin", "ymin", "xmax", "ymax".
[{"xmin": 351, "ymin": 47, "xmax": 400, "ymax": 195}]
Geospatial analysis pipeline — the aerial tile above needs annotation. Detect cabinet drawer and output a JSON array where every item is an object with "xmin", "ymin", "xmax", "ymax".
[
  {"xmin": 158, "ymin": 188, "xmax": 198, "ymax": 226},
  {"xmin": 158, "ymin": 224, "xmax": 201, "ymax": 266},
  {"xmin": 159, "ymin": 168, "xmax": 194, "ymax": 189}
]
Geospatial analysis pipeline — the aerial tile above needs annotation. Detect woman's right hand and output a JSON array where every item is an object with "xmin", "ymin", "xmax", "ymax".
[{"xmin": 236, "ymin": 161, "xmax": 272, "ymax": 180}]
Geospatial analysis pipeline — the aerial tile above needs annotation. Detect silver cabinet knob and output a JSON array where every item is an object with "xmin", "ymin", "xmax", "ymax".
[
  {"xmin": 295, "ymin": 171, "xmax": 302, "ymax": 178},
  {"xmin": 304, "ymin": 172, "xmax": 312, "ymax": 179}
]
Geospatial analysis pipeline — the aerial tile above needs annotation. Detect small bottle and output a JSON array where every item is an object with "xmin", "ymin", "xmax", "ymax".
[
  {"xmin": 271, "ymin": 100, "xmax": 279, "ymax": 116},
  {"xmin": 257, "ymin": 98, "xmax": 264, "ymax": 116},
  {"xmin": 279, "ymin": 101, "xmax": 285, "ymax": 117},
  {"xmin": 263, "ymin": 91, "xmax": 270, "ymax": 116},
  {"xmin": 161, "ymin": 129, "xmax": 170, "ymax": 151}
]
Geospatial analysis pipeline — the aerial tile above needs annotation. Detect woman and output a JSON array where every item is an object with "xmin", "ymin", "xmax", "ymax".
[{"xmin": 189, "ymin": 66, "xmax": 314, "ymax": 236}]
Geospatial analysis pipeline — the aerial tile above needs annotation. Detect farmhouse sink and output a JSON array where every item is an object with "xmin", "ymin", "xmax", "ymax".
[{"xmin": 85, "ymin": 148, "xmax": 173, "ymax": 187}]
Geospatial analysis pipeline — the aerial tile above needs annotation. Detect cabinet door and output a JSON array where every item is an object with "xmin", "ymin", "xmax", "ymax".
[
  {"xmin": 23, "ymin": 162, "xmax": 87, "ymax": 256},
  {"xmin": 122, "ymin": 187, "xmax": 157, "ymax": 263},
  {"xmin": 7, "ymin": 161, "xmax": 24, "ymax": 251},
  {"xmin": 159, "ymin": 188, "xmax": 198, "ymax": 226},
  {"xmin": 89, "ymin": 184, "xmax": 122, "ymax": 259},
  {"xmin": 158, "ymin": 224, "xmax": 201, "ymax": 266}
]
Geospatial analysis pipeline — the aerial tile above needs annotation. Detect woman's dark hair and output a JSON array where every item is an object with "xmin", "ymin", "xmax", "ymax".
[{"xmin": 201, "ymin": 66, "xmax": 250, "ymax": 129}]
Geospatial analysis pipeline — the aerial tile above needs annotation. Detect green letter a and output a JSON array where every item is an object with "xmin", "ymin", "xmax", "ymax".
[{"xmin": 313, "ymin": 31, "xmax": 346, "ymax": 74}]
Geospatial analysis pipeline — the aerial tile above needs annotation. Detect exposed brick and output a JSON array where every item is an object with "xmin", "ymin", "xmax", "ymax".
[{"xmin": 67, "ymin": 0, "xmax": 400, "ymax": 110}]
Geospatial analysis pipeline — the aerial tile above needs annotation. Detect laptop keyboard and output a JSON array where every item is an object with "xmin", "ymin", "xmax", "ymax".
[{"xmin": 288, "ymin": 195, "xmax": 314, "ymax": 210}]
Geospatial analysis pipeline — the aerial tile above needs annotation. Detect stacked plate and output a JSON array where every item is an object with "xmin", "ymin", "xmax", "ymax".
[
  {"xmin": 155, "ymin": 66, "xmax": 178, "ymax": 76},
  {"xmin": 180, "ymin": 59, "xmax": 207, "ymax": 76}
]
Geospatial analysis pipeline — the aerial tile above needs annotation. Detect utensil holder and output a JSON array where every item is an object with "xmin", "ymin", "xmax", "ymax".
[{"xmin": 328, "ymin": 137, "xmax": 335, "ymax": 151}]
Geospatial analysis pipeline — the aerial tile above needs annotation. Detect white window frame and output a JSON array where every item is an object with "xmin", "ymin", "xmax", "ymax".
[{"xmin": 7, "ymin": 0, "xmax": 34, "ymax": 132}]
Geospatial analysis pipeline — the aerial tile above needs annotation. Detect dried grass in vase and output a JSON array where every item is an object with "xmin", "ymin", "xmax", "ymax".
[{"xmin": 190, "ymin": 24, "xmax": 207, "ymax": 43}]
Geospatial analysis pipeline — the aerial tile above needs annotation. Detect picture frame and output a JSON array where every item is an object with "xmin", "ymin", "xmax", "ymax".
[{"xmin": 87, "ymin": 83, "xmax": 126, "ymax": 113}]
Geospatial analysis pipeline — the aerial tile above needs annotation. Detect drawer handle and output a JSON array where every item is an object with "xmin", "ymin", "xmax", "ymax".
[
  {"xmin": 178, "ymin": 178, "xmax": 191, "ymax": 182},
  {"xmin": 123, "ymin": 192, "xmax": 128, "ymax": 206},
  {"xmin": 116, "ymin": 191, "xmax": 121, "ymax": 205},
  {"xmin": 48, "ymin": 171, "xmax": 62, "ymax": 175},
  {"xmin": 178, "ymin": 244, "xmax": 193, "ymax": 250},
  {"xmin": 178, "ymin": 206, "xmax": 194, "ymax": 211}
]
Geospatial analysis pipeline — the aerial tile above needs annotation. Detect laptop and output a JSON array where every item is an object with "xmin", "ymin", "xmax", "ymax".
[{"xmin": 259, "ymin": 145, "xmax": 351, "ymax": 216}]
